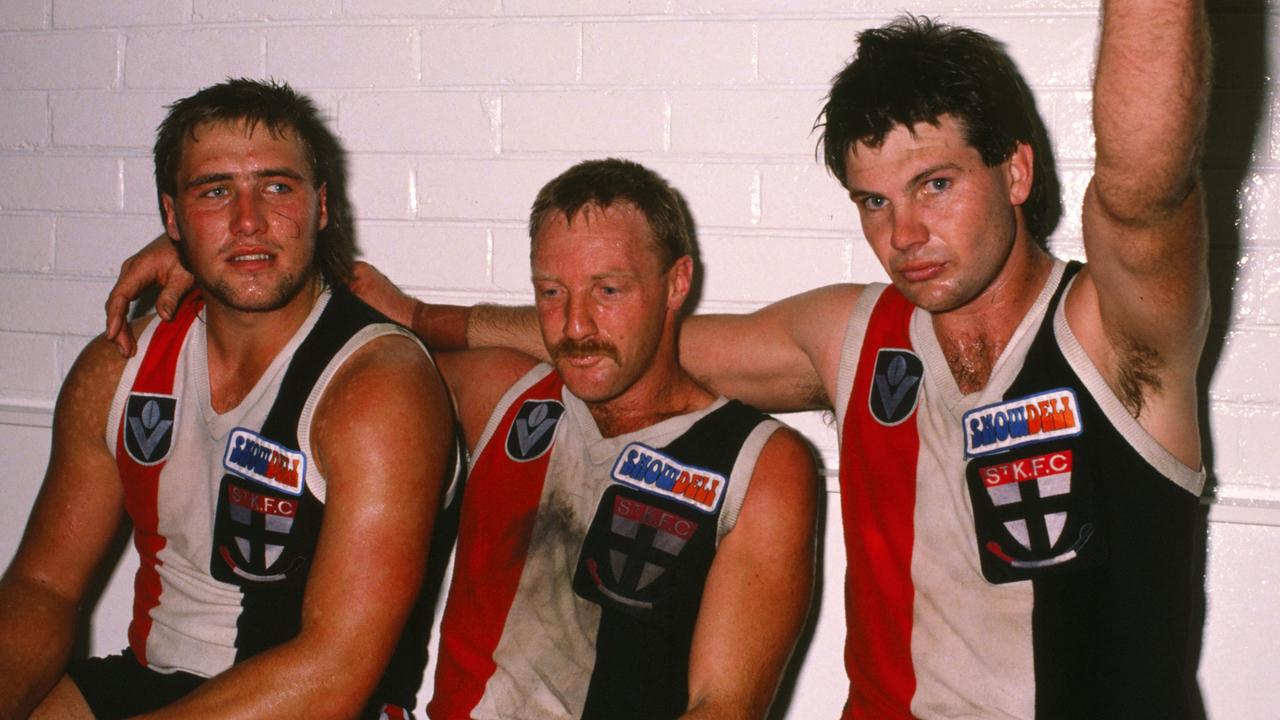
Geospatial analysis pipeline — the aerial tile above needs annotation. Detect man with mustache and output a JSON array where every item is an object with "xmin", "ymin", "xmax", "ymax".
[
  {"xmin": 415, "ymin": 158, "xmax": 816, "ymax": 719},
  {"xmin": 0, "ymin": 79, "xmax": 456, "ymax": 719}
]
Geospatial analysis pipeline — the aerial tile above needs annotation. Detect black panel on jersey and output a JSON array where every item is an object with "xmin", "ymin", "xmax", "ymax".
[
  {"xmin": 577, "ymin": 400, "xmax": 768, "ymax": 720},
  {"xmin": 969, "ymin": 263, "xmax": 1202, "ymax": 719},
  {"xmin": 210, "ymin": 287, "xmax": 440, "ymax": 716}
]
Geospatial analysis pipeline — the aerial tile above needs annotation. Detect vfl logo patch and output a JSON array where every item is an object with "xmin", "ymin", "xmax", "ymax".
[
  {"xmin": 216, "ymin": 480, "xmax": 299, "ymax": 582},
  {"xmin": 869, "ymin": 348, "xmax": 923, "ymax": 426},
  {"xmin": 124, "ymin": 393, "xmax": 177, "ymax": 465},
  {"xmin": 963, "ymin": 388, "xmax": 1082, "ymax": 458},
  {"xmin": 222, "ymin": 428, "xmax": 305, "ymax": 496},
  {"xmin": 505, "ymin": 399, "xmax": 564, "ymax": 461},
  {"xmin": 611, "ymin": 443, "xmax": 726, "ymax": 514}
]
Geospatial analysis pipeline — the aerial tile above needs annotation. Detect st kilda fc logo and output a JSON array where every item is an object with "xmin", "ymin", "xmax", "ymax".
[
  {"xmin": 124, "ymin": 393, "xmax": 177, "ymax": 465},
  {"xmin": 869, "ymin": 349, "xmax": 923, "ymax": 426},
  {"xmin": 966, "ymin": 447, "xmax": 1098, "ymax": 584},
  {"xmin": 573, "ymin": 486, "xmax": 711, "ymax": 625},
  {"xmin": 506, "ymin": 399, "xmax": 564, "ymax": 462}
]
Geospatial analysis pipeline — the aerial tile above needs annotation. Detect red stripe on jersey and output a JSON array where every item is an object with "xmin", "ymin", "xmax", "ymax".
[
  {"xmin": 839, "ymin": 287, "xmax": 919, "ymax": 720},
  {"xmin": 429, "ymin": 370, "xmax": 564, "ymax": 719},
  {"xmin": 115, "ymin": 293, "xmax": 203, "ymax": 666}
]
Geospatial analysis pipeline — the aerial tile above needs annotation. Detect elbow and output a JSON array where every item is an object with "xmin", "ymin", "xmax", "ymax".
[
  {"xmin": 304, "ymin": 678, "xmax": 378, "ymax": 720},
  {"xmin": 1088, "ymin": 172, "xmax": 1204, "ymax": 233}
]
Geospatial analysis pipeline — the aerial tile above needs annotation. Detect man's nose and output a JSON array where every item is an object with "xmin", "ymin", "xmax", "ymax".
[
  {"xmin": 564, "ymin": 293, "xmax": 596, "ymax": 340},
  {"xmin": 233, "ymin": 191, "xmax": 267, "ymax": 236}
]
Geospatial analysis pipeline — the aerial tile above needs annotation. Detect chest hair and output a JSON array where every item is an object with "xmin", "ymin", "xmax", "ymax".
[{"xmin": 939, "ymin": 333, "xmax": 1005, "ymax": 395}]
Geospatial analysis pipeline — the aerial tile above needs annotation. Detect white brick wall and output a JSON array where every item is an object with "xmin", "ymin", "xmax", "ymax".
[{"xmin": 2, "ymin": 2, "xmax": 1277, "ymax": 717}]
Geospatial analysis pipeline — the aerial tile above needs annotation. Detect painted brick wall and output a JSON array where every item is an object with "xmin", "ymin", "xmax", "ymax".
[{"xmin": 1, "ymin": 1, "xmax": 1277, "ymax": 718}]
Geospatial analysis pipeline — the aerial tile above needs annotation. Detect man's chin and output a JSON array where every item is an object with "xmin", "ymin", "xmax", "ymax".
[
  {"xmin": 200, "ymin": 275, "xmax": 317, "ymax": 314},
  {"xmin": 892, "ymin": 279, "xmax": 969, "ymax": 314}
]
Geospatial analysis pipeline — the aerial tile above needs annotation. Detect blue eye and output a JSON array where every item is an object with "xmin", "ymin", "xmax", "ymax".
[
  {"xmin": 862, "ymin": 195, "xmax": 887, "ymax": 211},
  {"xmin": 927, "ymin": 178, "xmax": 951, "ymax": 192}
]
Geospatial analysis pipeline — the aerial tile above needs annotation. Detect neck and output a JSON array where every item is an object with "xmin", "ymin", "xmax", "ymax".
[
  {"xmin": 203, "ymin": 278, "xmax": 325, "ymax": 413},
  {"xmin": 586, "ymin": 357, "xmax": 714, "ymax": 439},
  {"xmin": 931, "ymin": 240, "xmax": 1054, "ymax": 394}
]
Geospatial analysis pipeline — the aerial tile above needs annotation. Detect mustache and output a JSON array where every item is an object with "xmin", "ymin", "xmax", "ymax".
[{"xmin": 551, "ymin": 338, "xmax": 619, "ymax": 363}]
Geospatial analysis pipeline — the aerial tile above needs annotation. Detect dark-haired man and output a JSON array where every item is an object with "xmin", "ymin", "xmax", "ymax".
[{"xmin": 0, "ymin": 79, "xmax": 456, "ymax": 719}]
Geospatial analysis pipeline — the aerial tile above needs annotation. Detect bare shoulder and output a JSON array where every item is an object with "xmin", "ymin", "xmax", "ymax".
[
  {"xmin": 316, "ymin": 333, "xmax": 447, "ymax": 415},
  {"xmin": 56, "ymin": 319, "xmax": 152, "ymax": 433},
  {"xmin": 746, "ymin": 424, "xmax": 818, "ymax": 500},
  {"xmin": 436, "ymin": 347, "xmax": 542, "ymax": 449},
  {"xmin": 308, "ymin": 335, "xmax": 450, "ymax": 461},
  {"xmin": 769, "ymin": 283, "xmax": 866, "ymax": 399},
  {"xmin": 681, "ymin": 283, "xmax": 866, "ymax": 412}
]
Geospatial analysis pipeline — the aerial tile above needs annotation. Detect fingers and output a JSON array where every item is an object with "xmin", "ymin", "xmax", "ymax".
[
  {"xmin": 155, "ymin": 269, "xmax": 194, "ymax": 320},
  {"xmin": 104, "ymin": 259, "xmax": 142, "ymax": 355}
]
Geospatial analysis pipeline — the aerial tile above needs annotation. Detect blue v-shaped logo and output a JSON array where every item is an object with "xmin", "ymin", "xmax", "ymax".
[
  {"xmin": 506, "ymin": 399, "xmax": 565, "ymax": 461},
  {"xmin": 124, "ymin": 392, "xmax": 177, "ymax": 465},
  {"xmin": 868, "ymin": 349, "xmax": 923, "ymax": 426}
]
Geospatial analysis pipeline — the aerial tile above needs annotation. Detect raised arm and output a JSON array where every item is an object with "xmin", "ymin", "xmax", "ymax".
[
  {"xmin": 136, "ymin": 334, "xmax": 454, "ymax": 720},
  {"xmin": 682, "ymin": 427, "xmax": 817, "ymax": 718},
  {"xmin": 1071, "ymin": 0, "xmax": 1211, "ymax": 464},
  {"xmin": 0, "ymin": 336, "xmax": 130, "ymax": 718}
]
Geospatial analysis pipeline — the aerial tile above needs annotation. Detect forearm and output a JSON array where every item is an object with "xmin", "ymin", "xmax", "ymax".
[
  {"xmin": 0, "ymin": 576, "xmax": 78, "ymax": 719},
  {"xmin": 1094, "ymin": 0, "xmax": 1210, "ymax": 214},
  {"xmin": 467, "ymin": 303, "xmax": 547, "ymax": 359},
  {"xmin": 134, "ymin": 635, "xmax": 380, "ymax": 720}
]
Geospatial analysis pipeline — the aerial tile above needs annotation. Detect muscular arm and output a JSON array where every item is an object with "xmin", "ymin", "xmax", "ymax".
[
  {"xmin": 1072, "ymin": 0, "xmax": 1211, "ymax": 459},
  {"xmin": 682, "ymin": 428, "xmax": 817, "ymax": 719},
  {"xmin": 443, "ymin": 285, "xmax": 861, "ymax": 414},
  {"xmin": 344, "ymin": 259, "xmax": 859, "ymax": 414},
  {"xmin": 680, "ymin": 284, "xmax": 861, "ymax": 412},
  {"xmin": 0, "ymin": 336, "xmax": 129, "ymax": 719},
  {"xmin": 136, "ymin": 334, "xmax": 454, "ymax": 720}
]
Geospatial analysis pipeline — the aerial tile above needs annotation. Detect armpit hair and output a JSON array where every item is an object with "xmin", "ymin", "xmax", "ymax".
[{"xmin": 1115, "ymin": 334, "xmax": 1164, "ymax": 418}]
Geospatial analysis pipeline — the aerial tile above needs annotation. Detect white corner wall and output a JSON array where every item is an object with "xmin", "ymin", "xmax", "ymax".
[{"xmin": 2, "ymin": 1, "xmax": 1278, "ymax": 717}]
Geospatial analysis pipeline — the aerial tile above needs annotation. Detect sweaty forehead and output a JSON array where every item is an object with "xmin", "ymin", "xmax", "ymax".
[
  {"xmin": 844, "ymin": 117, "xmax": 982, "ymax": 180},
  {"xmin": 533, "ymin": 203, "xmax": 662, "ymax": 253},
  {"xmin": 180, "ymin": 119, "xmax": 313, "ymax": 175}
]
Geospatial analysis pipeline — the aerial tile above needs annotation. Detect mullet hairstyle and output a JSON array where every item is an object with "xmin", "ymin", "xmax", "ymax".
[
  {"xmin": 528, "ymin": 158, "xmax": 693, "ymax": 269},
  {"xmin": 153, "ymin": 78, "xmax": 355, "ymax": 287},
  {"xmin": 817, "ymin": 15, "xmax": 1061, "ymax": 242}
]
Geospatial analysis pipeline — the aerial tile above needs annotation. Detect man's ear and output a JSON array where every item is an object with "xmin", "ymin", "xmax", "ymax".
[
  {"xmin": 161, "ymin": 194, "xmax": 182, "ymax": 242},
  {"xmin": 317, "ymin": 182, "xmax": 328, "ymax": 231},
  {"xmin": 667, "ymin": 255, "xmax": 693, "ymax": 311},
  {"xmin": 1006, "ymin": 141, "xmax": 1034, "ymax": 206}
]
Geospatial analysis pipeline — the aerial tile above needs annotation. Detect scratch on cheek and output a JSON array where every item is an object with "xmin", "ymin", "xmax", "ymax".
[{"xmin": 272, "ymin": 209, "xmax": 302, "ymax": 238}]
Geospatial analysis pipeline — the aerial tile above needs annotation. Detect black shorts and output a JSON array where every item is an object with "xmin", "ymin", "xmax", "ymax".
[{"xmin": 65, "ymin": 648, "xmax": 205, "ymax": 719}]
